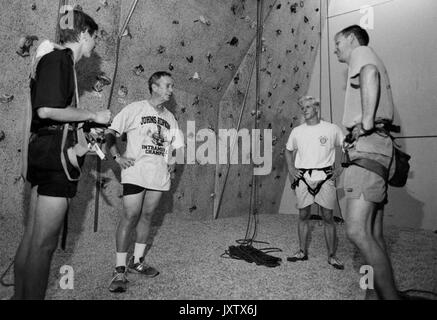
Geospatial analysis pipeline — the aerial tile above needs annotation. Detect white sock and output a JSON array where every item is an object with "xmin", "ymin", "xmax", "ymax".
[
  {"xmin": 116, "ymin": 252, "xmax": 127, "ymax": 268},
  {"xmin": 133, "ymin": 243, "xmax": 147, "ymax": 263}
]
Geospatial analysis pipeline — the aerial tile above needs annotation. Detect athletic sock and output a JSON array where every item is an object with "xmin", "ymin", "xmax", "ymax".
[
  {"xmin": 133, "ymin": 243, "xmax": 147, "ymax": 263},
  {"xmin": 116, "ymin": 252, "xmax": 127, "ymax": 268}
]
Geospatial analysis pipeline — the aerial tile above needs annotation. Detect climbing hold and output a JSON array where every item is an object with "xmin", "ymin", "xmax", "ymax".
[
  {"xmin": 189, "ymin": 205, "xmax": 197, "ymax": 213},
  {"xmin": 267, "ymin": 92, "xmax": 272, "ymax": 97},
  {"xmin": 213, "ymin": 82, "xmax": 222, "ymax": 92},
  {"xmin": 31, "ymin": 3, "xmax": 36, "ymax": 10},
  {"xmin": 133, "ymin": 64, "xmax": 144, "ymax": 76},
  {"xmin": 300, "ymin": 1, "xmax": 304, "ymax": 7},
  {"xmin": 206, "ymin": 52, "xmax": 213, "ymax": 63},
  {"xmin": 186, "ymin": 56, "xmax": 194, "ymax": 63},
  {"xmin": 224, "ymin": 63, "xmax": 235, "ymax": 71},
  {"xmin": 272, "ymin": 136, "xmax": 278, "ymax": 146},
  {"xmin": 276, "ymin": 29, "xmax": 282, "ymax": 36},
  {"xmin": 277, "ymin": 64, "xmax": 282, "ymax": 69},
  {"xmin": 276, "ymin": 3, "xmax": 282, "ymax": 9},
  {"xmin": 100, "ymin": 29, "xmax": 109, "ymax": 39},
  {"xmin": 192, "ymin": 95, "xmax": 200, "ymax": 106},
  {"xmin": 122, "ymin": 26, "xmax": 131, "ymax": 38},
  {"xmin": 100, "ymin": 0, "xmax": 108, "ymax": 6},
  {"xmin": 233, "ymin": 73, "xmax": 240, "ymax": 85},
  {"xmin": 291, "ymin": 28, "xmax": 295, "ymax": 35},
  {"xmin": 304, "ymin": 16, "xmax": 309, "ymax": 23},
  {"xmin": 293, "ymin": 84, "xmax": 300, "ymax": 92},
  {"xmin": 194, "ymin": 15, "xmax": 211, "ymax": 26},
  {"xmin": 268, "ymin": 123, "xmax": 272, "ymax": 129},
  {"xmin": 286, "ymin": 49, "xmax": 292, "ymax": 54},
  {"xmin": 16, "ymin": 35, "xmax": 38, "ymax": 57},
  {"xmin": 210, "ymin": 193, "xmax": 216, "ymax": 198},
  {"xmin": 118, "ymin": 85, "xmax": 128, "ymax": 97},
  {"xmin": 0, "ymin": 130, "xmax": 5, "ymax": 142},
  {"xmin": 290, "ymin": 3, "xmax": 298, "ymax": 13},
  {"xmin": 176, "ymin": 192, "xmax": 184, "ymax": 199},
  {"xmin": 0, "ymin": 94, "xmax": 14, "ymax": 103},
  {"xmin": 282, "ymin": 79, "xmax": 286, "ymax": 84},
  {"xmin": 180, "ymin": 106, "xmax": 186, "ymax": 113},
  {"xmin": 157, "ymin": 45, "xmax": 166, "ymax": 54},
  {"xmin": 168, "ymin": 62, "xmax": 174, "ymax": 71},
  {"xmin": 190, "ymin": 72, "xmax": 201, "ymax": 80},
  {"xmin": 275, "ymin": 175, "xmax": 281, "ymax": 180},
  {"xmin": 311, "ymin": 45, "xmax": 314, "ymax": 51},
  {"xmin": 180, "ymin": 40, "xmax": 185, "ymax": 46},
  {"xmin": 172, "ymin": 20, "xmax": 179, "ymax": 24},
  {"xmin": 227, "ymin": 36, "xmax": 239, "ymax": 47},
  {"xmin": 208, "ymin": 125, "xmax": 215, "ymax": 132}
]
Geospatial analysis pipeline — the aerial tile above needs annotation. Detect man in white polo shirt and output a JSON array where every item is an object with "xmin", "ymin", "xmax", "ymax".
[{"xmin": 285, "ymin": 96, "xmax": 344, "ymax": 270}]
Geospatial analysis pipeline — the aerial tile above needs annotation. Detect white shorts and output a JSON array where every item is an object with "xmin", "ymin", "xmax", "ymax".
[{"xmin": 294, "ymin": 178, "xmax": 337, "ymax": 210}]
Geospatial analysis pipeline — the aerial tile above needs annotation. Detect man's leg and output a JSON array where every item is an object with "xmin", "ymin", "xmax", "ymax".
[
  {"xmin": 345, "ymin": 194, "xmax": 400, "ymax": 300},
  {"xmin": 23, "ymin": 195, "xmax": 69, "ymax": 299},
  {"xmin": 134, "ymin": 190, "xmax": 162, "ymax": 252},
  {"xmin": 115, "ymin": 190, "xmax": 145, "ymax": 260},
  {"xmin": 127, "ymin": 190, "xmax": 162, "ymax": 277},
  {"xmin": 321, "ymin": 206, "xmax": 344, "ymax": 269},
  {"xmin": 373, "ymin": 205, "xmax": 387, "ymax": 253},
  {"xmin": 110, "ymin": 190, "xmax": 145, "ymax": 293},
  {"xmin": 287, "ymin": 206, "xmax": 311, "ymax": 262},
  {"xmin": 13, "ymin": 186, "xmax": 38, "ymax": 299}
]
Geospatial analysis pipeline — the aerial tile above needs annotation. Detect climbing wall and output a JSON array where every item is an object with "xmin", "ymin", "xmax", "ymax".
[
  {"xmin": 105, "ymin": 0, "xmax": 277, "ymax": 220},
  {"xmin": 0, "ymin": 1, "xmax": 323, "ymax": 260},
  {"xmin": 0, "ymin": 0, "xmax": 60, "ymax": 267},
  {"xmin": 214, "ymin": 0, "xmax": 322, "ymax": 218}
]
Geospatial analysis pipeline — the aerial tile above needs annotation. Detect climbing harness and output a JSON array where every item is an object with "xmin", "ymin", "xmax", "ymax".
[{"xmin": 290, "ymin": 166, "xmax": 333, "ymax": 196}]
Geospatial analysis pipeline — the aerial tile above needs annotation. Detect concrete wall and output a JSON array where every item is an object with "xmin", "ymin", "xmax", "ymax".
[{"xmin": 279, "ymin": 0, "xmax": 437, "ymax": 231}]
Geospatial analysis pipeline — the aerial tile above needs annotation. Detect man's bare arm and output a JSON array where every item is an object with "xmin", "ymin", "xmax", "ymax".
[
  {"xmin": 37, "ymin": 106, "xmax": 111, "ymax": 124},
  {"xmin": 360, "ymin": 64, "xmax": 380, "ymax": 131}
]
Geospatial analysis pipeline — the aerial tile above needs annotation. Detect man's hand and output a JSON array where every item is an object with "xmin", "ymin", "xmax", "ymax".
[
  {"xmin": 288, "ymin": 167, "xmax": 302, "ymax": 181},
  {"xmin": 93, "ymin": 110, "xmax": 112, "ymax": 125},
  {"xmin": 115, "ymin": 156, "xmax": 135, "ymax": 169}
]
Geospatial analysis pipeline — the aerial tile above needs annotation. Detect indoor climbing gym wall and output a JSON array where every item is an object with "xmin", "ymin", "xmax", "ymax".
[
  {"xmin": 0, "ymin": 0, "xmax": 322, "ymax": 261},
  {"xmin": 214, "ymin": 0, "xmax": 322, "ymax": 218}
]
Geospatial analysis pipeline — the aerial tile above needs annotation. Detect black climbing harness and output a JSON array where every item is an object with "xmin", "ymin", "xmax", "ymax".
[
  {"xmin": 341, "ymin": 120, "xmax": 401, "ymax": 182},
  {"xmin": 290, "ymin": 166, "xmax": 333, "ymax": 196}
]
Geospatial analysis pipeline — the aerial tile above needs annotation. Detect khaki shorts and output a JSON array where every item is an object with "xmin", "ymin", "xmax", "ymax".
[
  {"xmin": 295, "ymin": 178, "xmax": 337, "ymax": 210},
  {"xmin": 343, "ymin": 165, "xmax": 387, "ymax": 204}
]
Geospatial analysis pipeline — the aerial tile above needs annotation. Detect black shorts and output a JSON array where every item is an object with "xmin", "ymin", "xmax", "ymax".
[
  {"xmin": 122, "ymin": 184, "xmax": 161, "ymax": 196},
  {"xmin": 27, "ymin": 130, "xmax": 84, "ymax": 198}
]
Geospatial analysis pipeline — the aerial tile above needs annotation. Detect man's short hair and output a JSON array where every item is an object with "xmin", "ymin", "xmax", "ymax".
[
  {"xmin": 298, "ymin": 96, "xmax": 320, "ymax": 108},
  {"xmin": 148, "ymin": 71, "xmax": 172, "ymax": 94},
  {"xmin": 337, "ymin": 25, "xmax": 369, "ymax": 46},
  {"xmin": 59, "ymin": 9, "xmax": 99, "ymax": 44}
]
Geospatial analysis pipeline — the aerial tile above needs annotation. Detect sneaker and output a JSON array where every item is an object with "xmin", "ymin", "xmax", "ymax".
[
  {"xmin": 127, "ymin": 256, "xmax": 159, "ymax": 278},
  {"xmin": 286, "ymin": 250, "xmax": 308, "ymax": 262},
  {"xmin": 109, "ymin": 266, "xmax": 128, "ymax": 293},
  {"xmin": 328, "ymin": 255, "xmax": 344, "ymax": 270}
]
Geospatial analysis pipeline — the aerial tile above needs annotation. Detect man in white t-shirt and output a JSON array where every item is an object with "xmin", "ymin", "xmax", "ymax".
[
  {"xmin": 105, "ymin": 71, "xmax": 184, "ymax": 293},
  {"xmin": 285, "ymin": 96, "xmax": 345, "ymax": 269}
]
